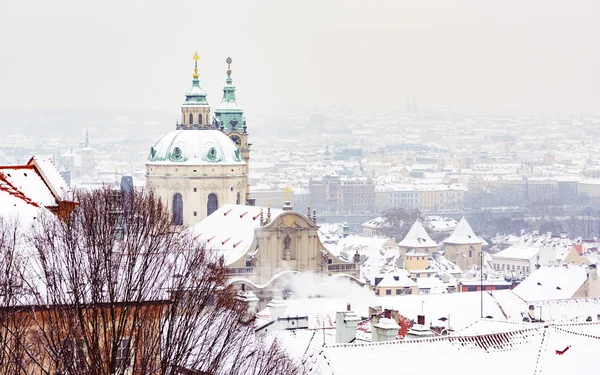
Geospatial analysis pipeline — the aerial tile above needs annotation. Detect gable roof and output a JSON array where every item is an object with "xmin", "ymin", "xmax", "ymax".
[
  {"xmin": 27, "ymin": 156, "xmax": 71, "ymax": 201},
  {"xmin": 398, "ymin": 220, "xmax": 437, "ymax": 249},
  {"xmin": 443, "ymin": 217, "xmax": 486, "ymax": 245}
]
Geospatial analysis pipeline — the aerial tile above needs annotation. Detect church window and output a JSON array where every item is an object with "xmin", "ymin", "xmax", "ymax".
[
  {"xmin": 189, "ymin": 113, "xmax": 193, "ymax": 124},
  {"xmin": 231, "ymin": 187, "xmax": 234, "ymax": 192},
  {"xmin": 469, "ymin": 249, "xmax": 472, "ymax": 257},
  {"xmin": 194, "ymin": 211, "xmax": 197, "ymax": 216},
  {"xmin": 172, "ymin": 193, "xmax": 183, "ymax": 226},
  {"xmin": 193, "ymin": 188, "xmax": 197, "ymax": 192},
  {"xmin": 236, "ymin": 192, "xmax": 241, "ymax": 205},
  {"xmin": 207, "ymin": 193, "xmax": 218, "ymax": 216},
  {"xmin": 198, "ymin": 114, "xmax": 203, "ymax": 124}
]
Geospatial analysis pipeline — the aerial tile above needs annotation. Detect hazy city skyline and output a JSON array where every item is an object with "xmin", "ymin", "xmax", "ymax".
[{"xmin": 1, "ymin": 0, "xmax": 599, "ymax": 117}]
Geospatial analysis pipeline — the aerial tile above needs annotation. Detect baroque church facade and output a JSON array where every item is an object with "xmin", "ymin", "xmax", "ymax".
[
  {"xmin": 146, "ymin": 53, "xmax": 360, "ymax": 291},
  {"xmin": 146, "ymin": 53, "xmax": 251, "ymax": 226}
]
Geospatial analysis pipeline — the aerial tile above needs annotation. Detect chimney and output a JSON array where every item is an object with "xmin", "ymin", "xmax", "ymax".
[
  {"xmin": 587, "ymin": 264, "xmax": 599, "ymax": 297},
  {"xmin": 267, "ymin": 294, "xmax": 288, "ymax": 322},
  {"xmin": 235, "ymin": 284, "xmax": 260, "ymax": 323},
  {"xmin": 372, "ymin": 317, "xmax": 399, "ymax": 342},
  {"xmin": 343, "ymin": 222, "xmax": 349, "ymax": 238},
  {"xmin": 528, "ymin": 304, "xmax": 535, "ymax": 321},
  {"xmin": 417, "ymin": 315, "xmax": 425, "ymax": 326},
  {"xmin": 335, "ymin": 310, "xmax": 360, "ymax": 344}
]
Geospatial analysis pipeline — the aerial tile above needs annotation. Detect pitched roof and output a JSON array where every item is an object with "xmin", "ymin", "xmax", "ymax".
[
  {"xmin": 191, "ymin": 204, "xmax": 287, "ymax": 265},
  {"xmin": 512, "ymin": 265, "xmax": 588, "ymax": 302},
  {"xmin": 492, "ymin": 246, "xmax": 539, "ymax": 261},
  {"xmin": 376, "ymin": 273, "xmax": 417, "ymax": 288},
  {"xmin": 443, "ymin": 217, "xmax": 486, "ymax": 245},
  {"xmin": 0, "ymin": 166, "xmax": 57, "ymax": 206},
  {"xmin": 0, "ymin": 173, "xmax": 42, "ymax": 223},
  {"xmin": 316, "ymin": 323, "xmax": 600, "ymax": 375},
  {"xmin": 398, "ymin": 220, "xmax": 437, "ymax": 249},
  {"xmin": 28, "ymin": 156, "xmax": 71, "ymax": 200}
]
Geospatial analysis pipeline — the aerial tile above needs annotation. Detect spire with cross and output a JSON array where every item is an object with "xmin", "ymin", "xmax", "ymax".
[{"xmin": 192, "ymin": 51, "xmax": 200, "ymax": 79}]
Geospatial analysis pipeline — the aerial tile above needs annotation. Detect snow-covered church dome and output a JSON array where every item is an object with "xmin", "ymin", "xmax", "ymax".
[{"xmin": 147, "ymin": 129, "xmax": 244, "ymax": 165}]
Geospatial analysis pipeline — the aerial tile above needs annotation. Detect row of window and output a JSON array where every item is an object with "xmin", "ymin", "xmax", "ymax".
[
  {"xmin": 376, "ymin": 288, "xmax": 413, "ymax": 296},
  {"xmin": 188, "ymin": 113, "xmax": 207, "ymax": 125},
  {"xmin": 493, "ymin": 263, "xmax": 530, "ymax": 273},
  {"xmin": 172, "ymin": 192, "xmax": 237, "ymax": 225}
]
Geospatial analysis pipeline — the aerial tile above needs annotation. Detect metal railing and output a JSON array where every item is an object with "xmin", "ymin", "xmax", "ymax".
[
  {"xmin": 327, "ymin": 263, "xmax": 357, "ymax": 272},
  {"xmin": 225, "ymin": 266, "xmax": 254, "ymax": 275}
]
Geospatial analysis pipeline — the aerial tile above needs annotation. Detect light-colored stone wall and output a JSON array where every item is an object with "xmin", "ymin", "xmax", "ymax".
[
  {"xmin": 444, "ymin": 243, "xmax": 482, "ymax": 270},
  {"xmin": 181, "ymin": 105, "xmax": 211, "ymax": 126},
  {"xmin": 226, "ymin": 212, "xmax": 358, "ymax": 284},
  {"xmin": 146, "ymin": 162, "xmax": 247, "ymax": 226}
]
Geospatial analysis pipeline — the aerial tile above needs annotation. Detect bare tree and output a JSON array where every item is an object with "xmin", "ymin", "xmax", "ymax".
[
  {"xmin": 1, "ymin": 188, "xmax": 306, "ymax": 375},
  {"xmin": 375, "ymin": 207, "xmax": 427, "ymax": 242}
]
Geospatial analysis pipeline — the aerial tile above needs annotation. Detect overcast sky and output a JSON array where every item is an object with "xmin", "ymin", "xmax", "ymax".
[{"xmin": 1, "ymin": 0, "xmax": 598, "ymax": 116}]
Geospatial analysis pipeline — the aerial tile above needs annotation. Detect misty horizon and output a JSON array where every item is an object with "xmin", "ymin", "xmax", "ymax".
[{"xmin": 1, "ymin": 0, "xmax": 599, "ymax": 118}]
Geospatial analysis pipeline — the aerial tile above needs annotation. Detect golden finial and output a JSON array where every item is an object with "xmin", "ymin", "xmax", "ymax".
[
  {"xmin": 284, "ymin": 186, "xmax": 292, "ymax": 201},
  {"xmin": 192, "ymin": 51, "xmax": 200, "ymax": 79}
]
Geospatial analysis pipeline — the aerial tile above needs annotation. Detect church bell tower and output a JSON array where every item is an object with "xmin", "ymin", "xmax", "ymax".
[{"xmin": 214, "ymin": 57, "xmax": 252, "ymax": 203}]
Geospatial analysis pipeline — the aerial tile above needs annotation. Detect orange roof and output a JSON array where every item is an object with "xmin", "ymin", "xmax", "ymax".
[{"xmin": 573, "ymin": 244, "xmax": 583, "ymax": 255}]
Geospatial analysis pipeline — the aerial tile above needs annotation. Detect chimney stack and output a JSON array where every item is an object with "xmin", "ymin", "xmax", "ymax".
[
  {"xmin": 528, "ymin": 304, "xmax": 535, "ymax": 321},
  {"xmin": 335, "ymin": 310, "xmax": 360, "ymax": 344},
  {"xmin": 372, "ymin": 318, "xmax": 399, "ymax": 342},
  {"xmin": 235, "ymin": 284, "xmax": 260, "ymax": 323},
  {"xmin": 267, "ymin": 294, "xmax": 288, "ymax": 322}
]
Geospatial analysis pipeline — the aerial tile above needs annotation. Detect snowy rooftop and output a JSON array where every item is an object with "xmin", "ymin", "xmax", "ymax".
[
  {"xmin": 311, "ymin": 323, "xmax": 600, "ymax": 375},
  {"xmin": 492, "ymin": 245, "xmax": 539, "ymax": 261},
  {"xmin": 191, "ymin": 204, "xmax": 285, "ymax": 265},
  {"xmin": 376, "ymin": 273, "xmax": 417, "ymax": 288},
  {"xmin": 398, "ymin": 220, "xmax": 438, "ymax": 249},
  {"xmin": 443, "ymin": 217, "xmax": 487, "ymax": 245},
  {"xmin": 512, "ymin": 265, "xmax": 588, "ymax": 302},
  {"xmin": 0, "ymin": 166, "xmax": 57, "ymax": 207}
]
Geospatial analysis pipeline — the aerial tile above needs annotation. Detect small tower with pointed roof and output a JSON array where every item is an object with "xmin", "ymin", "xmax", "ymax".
[
  {"xmin": 398, "ymin": 220, "xmax": 438, "ymax": 256},
  {"xmin": 443, "ymin": 217, "xmax": 486, "ymax": 270},
  {"xmin": 178, "ymin": 51, "xmax": 211, "ymax": 130}
]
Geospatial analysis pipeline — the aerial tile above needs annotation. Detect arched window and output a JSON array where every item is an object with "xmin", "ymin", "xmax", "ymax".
[
  {"xmin": 189, "ymin": 113, "xmax": 193, "ymax": 124},
  {"xmin": 207, "ymin": 193, "xmax": 218, "ymax": 216},
  {"xmin": 236, "ymin": 192, "xmax": 241, "ymax": 205},
  {"xmin": 198, "ymin": 114, "xmax": 203, "ymax": 125},
  {"xmin": 172, "ymin": 193, "xmax": 183, "ymax": 226},
  {"xmin": 469, "ymin": 246, "xmax": 474, "ymax": 258}
]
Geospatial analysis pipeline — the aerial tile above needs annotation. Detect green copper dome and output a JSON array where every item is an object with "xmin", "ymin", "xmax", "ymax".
[{"xmin": 147, "ymin": 130, "xmax": 244, "ymax": 165}]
